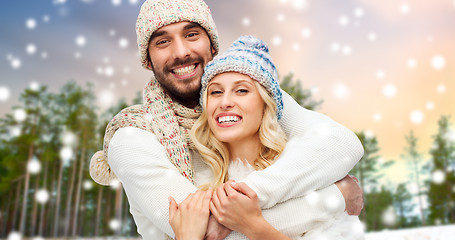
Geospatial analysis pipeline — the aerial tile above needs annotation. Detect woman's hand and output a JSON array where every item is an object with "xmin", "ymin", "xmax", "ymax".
[
  {"xmin": 210, "ymin": 181, "xmax": 291, "ymax": 240},
  {"xmin": 209, "ymin": 180, "xmax": 264, "ymax": 234},
  {"xmin": 169, "ymin": 189, "xmax": 213, "ymax": 240}
]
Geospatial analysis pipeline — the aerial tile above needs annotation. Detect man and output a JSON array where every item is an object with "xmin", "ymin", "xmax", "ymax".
[{"xmin": 90, "ymin": 0, "xmax": 364, "ymax": 239}]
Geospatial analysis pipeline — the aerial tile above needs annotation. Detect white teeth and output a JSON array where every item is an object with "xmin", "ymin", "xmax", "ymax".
[
  {"xmin": 173, "ymin": 65, "xmax": 196, "ymax": 75},
  {"xmin": 218, "ymin": 116, "xmax": 240, "ymax": 124}
]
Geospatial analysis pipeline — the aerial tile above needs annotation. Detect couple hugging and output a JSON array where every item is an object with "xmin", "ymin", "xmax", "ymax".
[{"xmin": 90, "ymin": 0, "xmax": 365, "ymax": 239}]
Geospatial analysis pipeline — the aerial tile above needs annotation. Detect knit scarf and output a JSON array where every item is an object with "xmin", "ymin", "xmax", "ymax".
[{"xmin": 89, "ymin": 78, "xmax": 201, "ymax": 185}]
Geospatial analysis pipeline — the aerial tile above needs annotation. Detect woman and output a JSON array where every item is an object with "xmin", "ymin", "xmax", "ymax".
[{"xmin": 169, "ymin": 36, "xmax": 364, "ymax": 240}]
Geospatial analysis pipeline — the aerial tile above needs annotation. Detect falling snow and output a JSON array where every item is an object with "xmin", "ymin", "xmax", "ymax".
[
  {"xmin": 383, "ymin": 83, "xmax": 397, "ymax": 98},
  {"xmin": 332, "ymin": 83, "xmax": 350, "ymax": 100},
  {"xmin": 27, "ymin": 157, "xmax": 42, "ymax": 174},
  {"xmin": 75, "ymin": 35, "xmax": 87, "ymax": 47},
  {"xmin": 426, "ymin": 101, "xmax": 435, "ymax": 110},
  {"xmin": 437, "ymin": 84, "xmax": 446, "ymax": 93},
  {"xmin": 242, "ymin": 17, "xmax": 251, "ymax": 26},
  {"xmin": 112, "ymin": 0, "xmax": 122, "ymax": 6},
  {"xmin": 368, "ymin": 32, "xmax": 377, "ymax": 41},
  {"xmin": 431, "ymin": 170, "xmax": 446, "ymax": 184},
  {"xmin": 354, "ymin": 8, "xmax": 365, "ymax": 18},
  {"xmin": 400, "ymin": 4, "xmax": 410, "ymax": 14},
  {"xmin": 0, "ymin": 86, "xmax": 10, "ymax": 101},
  {"xmin": 35, "ymin": 189, "xmax": 50, "ymax": 204},
  {"xmin": 410, "ymin": 110, "xmax": 424, "ymax": 124},
  {"xmin": 26, "ymin": 18, "xmax": 37, "ymax": 29},
  {"xmin": 339, "ymin": 15, "xmax": 350, "ymax": 26},
  {"xmin": 431, "ymin": 55, "xmax": 446, "ymax": 70},
  {"xmin": 407, "ymin": 58, "xmax": 417, "ymax": 68},
  {"xmin": 26, "ymin": 43, "xmax": 37, "ymax": 55},
  {"xmin": 301, "ymin": 27, "xmax": 311, "ymax": 38},
  {"xmin": 118, "ymin": 37, "xmax": 129, "ymax": 48},
  {"xmin": 14, "ymin": 108, "xmax": 27, "ymax": 122}
]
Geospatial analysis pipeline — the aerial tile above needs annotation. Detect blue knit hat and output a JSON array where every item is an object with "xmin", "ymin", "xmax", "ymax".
[{"xmin": 200, "ymin": 35, "xmax": 283, "ymax": 119}]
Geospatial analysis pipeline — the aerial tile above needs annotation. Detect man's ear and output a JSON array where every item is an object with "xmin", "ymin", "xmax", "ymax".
[
  {"xmin": 147, "ymin": 59, "xmax": 153, "ymax": 70},
  {"xmin": 211, "ymin": 46, "xmax": 216, "ymax": 56}
]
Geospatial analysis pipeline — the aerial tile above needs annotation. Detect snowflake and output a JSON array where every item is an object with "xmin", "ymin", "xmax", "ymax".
[
  {"xmin": 407, "ymin": 58, "xmax": 417, "ymax": 69},
  {"xmin": 35, "ymin": 189, "xmax": 50, "ymax": 204},
  {"xmin": 11, "ymin": 58, "xmax": 22, "ymax": 69},
  {"xmin": 27, "ymin": 157, "xmax": 42, "ymax": 174},
  {"xmin": 14, "ymin": 109, "xmax": 27, "ymax": 122},
  {"xmin": 75, "ymin": 35, "xmax": 87, "ymax": 47},
  {"xmin": 118, "ymin": 37, "xmax": 129, "ymax": 48},
  {"xmin": 410, "ymin": 110, "xmax": 424, "ymax": 124},
  {"xmin": 426, "ymin": 101, "xmax": 435, "ymax": 110},
  {"xmin": 26, "ymin": 44, "xmax": 37, "ymax": 55},
  {"xmin": 30, "ymin": 81, "xmax": 40, "ymax": 91},
  {"xmin": 109, "ymin": 219, "xmax": 121, "ymax": 230},
  {"xmin": 112, "ymin": 0, "xmax": 122, "ymax": 6},
  {"xmin": 339, "ymin": 15, "xmax": 350, "ymax": 26},
  {"xmin": 26, "ymin": 18, "xmax": 37, "ymax": 30},
  {"xmin": 436, "ymin": 84, "xmax": 446, "ymax": 94},
  {"xmin": 0, "ymin": 86, "xmax": 11, "ymax": 101},
  {"xmin": 400, "ymin": 4, "xmax": 410, "ymax": 14},
  {"xmin": 242, "ymin": 17, "xmax": 251, "ymax": 26},
  {"xmin": 332, "ymin": 83, "xmax": 350, "ymax": 100},
  {"xmin": 373, "ymin": 113, "xmax": 382, "ymax": 122},
  {"xmin": 431, "ymin": 55, "xmax": 445, "ymax": 70},
  {"xmin": 383, "ymin": 83, "xmax": 397, "ymax": 98},
  {"xmin": 354, "ymin": 7, "xmax": 364, "ymax": 18}
]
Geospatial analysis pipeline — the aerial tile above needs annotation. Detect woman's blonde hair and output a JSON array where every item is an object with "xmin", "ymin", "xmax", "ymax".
[{"xmin": 191, "ymin": 81, "xmax": 287, "ymax": 189}]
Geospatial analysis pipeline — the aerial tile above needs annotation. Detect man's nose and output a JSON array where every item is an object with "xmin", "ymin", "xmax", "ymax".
[{"xmin": 172, "ymin": 38, "xmax": 191, "ymax": 60}]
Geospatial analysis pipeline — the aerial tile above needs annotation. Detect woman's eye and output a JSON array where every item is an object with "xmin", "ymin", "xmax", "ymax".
[
  {"xmin": 237, "ymin": 89, "xmax": 249, "ymax": 93},
  {"xmin": 210, "ymin": 90, "xmax": 222, "ymax": 95}
]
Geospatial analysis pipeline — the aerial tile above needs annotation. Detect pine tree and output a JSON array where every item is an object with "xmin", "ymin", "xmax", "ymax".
[
  {"xmin": 349, "ymin": 131, "xmax": 393, "ymax": 223},
  {"xmin": 401, "ymin": 130, "xmax": 426, "ymax": 225},
  {"xmin": 279, "ymin": 73, "xmax": 322, "ymax": 110},
  {"xmin": 364, "ymin": 186, "xmax": 395, "ymax": 231},
  {"xmin": 426, "ymin": 115, "xmax": 455, "ymax": 224},
  {"xmin": 393, "ymin": 183, "xmax": 415, "ymax": 228}
]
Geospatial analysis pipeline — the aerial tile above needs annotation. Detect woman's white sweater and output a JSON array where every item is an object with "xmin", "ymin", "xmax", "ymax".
[{"xmin": 107, "ymin": 91, "xmax": 364, "ymax": 239}]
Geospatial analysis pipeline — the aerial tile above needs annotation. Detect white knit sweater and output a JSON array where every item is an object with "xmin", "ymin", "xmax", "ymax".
[{"xmin": 107, "ymin": 91, "xmax": 364, "ymax": 239}]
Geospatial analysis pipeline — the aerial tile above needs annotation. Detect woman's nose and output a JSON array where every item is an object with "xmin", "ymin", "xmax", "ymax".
[{"xmin": 220, "ymin": 93, "xmax": 234, "ymax": 109}]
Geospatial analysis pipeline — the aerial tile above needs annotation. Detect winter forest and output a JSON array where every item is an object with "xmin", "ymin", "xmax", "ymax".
[{"xmin": 1, "ymin": 0, "xmax": 455, "ymax": 239}]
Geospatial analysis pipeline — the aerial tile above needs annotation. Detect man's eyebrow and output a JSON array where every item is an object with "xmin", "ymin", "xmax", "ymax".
[
  {"xmin": 150, "ymin": 22, "xmax": 202, "ymax": 42},
  {"xmin": 150, "ymin": 29, "xmax": 166, "ymax": 41},
  {"xmin": 183, "ymin": 22, "xmax": 201, "ymax": 31}
]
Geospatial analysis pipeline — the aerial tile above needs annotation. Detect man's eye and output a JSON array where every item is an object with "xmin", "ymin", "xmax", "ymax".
[
  {"xmin": 186, "ymin": 32, "xmax": 199, "ymax": 38},
  {"xmin": 156, "ymin": 39, "xmax": 169, "ymax": 45}
]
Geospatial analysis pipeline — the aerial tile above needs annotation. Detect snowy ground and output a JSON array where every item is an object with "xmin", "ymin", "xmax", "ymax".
[
  {"xmin": 4, "ymin": 225, "xmax": 455, "ymax": 239},
  {"xmin": 365, "ymin": 224, "xmax": 455, "ymax": 240}
]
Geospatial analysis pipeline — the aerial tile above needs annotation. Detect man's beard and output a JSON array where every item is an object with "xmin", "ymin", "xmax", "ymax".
[{"xmin": 152, "ymin": 56, "xmax": 204, "ymax": 101}]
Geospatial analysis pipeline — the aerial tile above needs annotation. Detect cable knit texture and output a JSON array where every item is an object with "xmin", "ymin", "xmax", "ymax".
[{"xmin": 89, "ymin": 78, "xmax": 201, "ymax": 186}]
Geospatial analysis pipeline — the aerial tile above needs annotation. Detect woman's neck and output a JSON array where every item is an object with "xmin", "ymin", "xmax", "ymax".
[{"xmin": 226, "ymin": 135, "xmax": 261, "ymax": 166}]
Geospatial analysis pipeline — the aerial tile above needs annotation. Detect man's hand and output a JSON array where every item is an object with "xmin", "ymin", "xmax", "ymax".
[
  {"xmin": 204, "ymin": 214, "xmax": 232, "ymax": 240},
  {"xmin": 335, "ymin": 175, "xmax": 363, "ymax": 215}
]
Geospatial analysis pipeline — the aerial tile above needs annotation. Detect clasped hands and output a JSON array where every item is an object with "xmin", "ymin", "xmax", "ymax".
[
  {"xmin": 169, "ymin": 176, "xmax": 364, "ymax": 240},
  {"xmin": 169, "ymin": 180, "xmax": 256, "ymax": 240}
]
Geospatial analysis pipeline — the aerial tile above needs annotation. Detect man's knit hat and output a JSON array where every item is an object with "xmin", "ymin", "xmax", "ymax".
[
  {"xmin": 200, "ymin": 35, "xmax": 283, "ymax": 119},
  {"xmin": 136, "ymin": 0, "xmax": 220, "ymax": 70}
]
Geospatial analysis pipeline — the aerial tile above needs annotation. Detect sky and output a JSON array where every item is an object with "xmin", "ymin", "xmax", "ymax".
[{"xmin": 1, "ymin": 0, "xmax": 455, "ymax": 186}]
